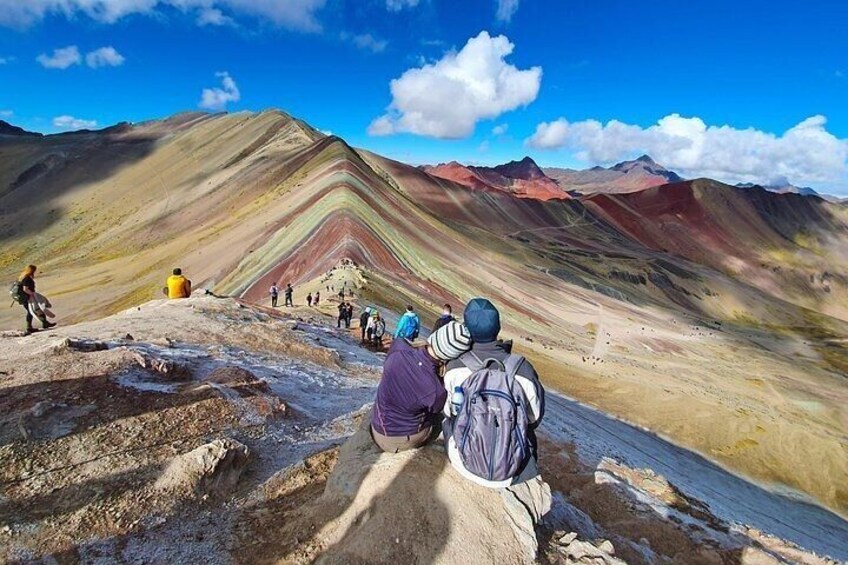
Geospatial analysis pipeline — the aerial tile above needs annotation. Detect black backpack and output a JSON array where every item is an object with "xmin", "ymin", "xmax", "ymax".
[{"xmin": 9, "ymin": 281, "xmax": 27, "ymax": 305}]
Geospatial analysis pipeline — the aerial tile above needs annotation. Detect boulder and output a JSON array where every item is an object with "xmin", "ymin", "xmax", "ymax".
[
  {"xmin": 155, "ymin": 438, "xmax": 250, "ymax": 498},
  {"xmin": 132, "ymin": 351, "xmax": 192, "ymax": 381},
  {"xmin": 310, "ymin": 420, "xmax": 548, "ymax": 564}
]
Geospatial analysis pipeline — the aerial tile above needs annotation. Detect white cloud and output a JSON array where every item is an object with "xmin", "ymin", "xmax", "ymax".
[
  {"xmin": 0, "ymin": 1, "xmax": 327, "ymax": 32},
  {"xmin": 386, "ymin": 0, "xmax": 419, "ymax": 11},
  {"xmin": 368, "ymin": 31, "xmax": 541, "ymax": 139},
  {"xmin": 85, "ymin": 46, "xmax": 125, "ymax": 68},
  {"xmin": 199, "ymin": 71, "xmax": 241, "ymax": 111},
  {"xmin": 36, "ymin": 45, "xmax": 81, "ymax": 69},
  {"xmin": 495, "ymin": 0, "xmax": 519, "ymax": 22},
  {"xmin": 526, "ymin": 113, "xmax": 848, "ymax": 187},
  {"xmin": 0, "ymin": 110, "xmax": 13, "ymax": 118},
  {"xmin": 53, "ymin": 115, "xmax": 97, "ymax": 129},
  {"xmin": 350, "ymin": 33, "xmax": 388, "ymax": 53},
  {"xmin": 197, "ymin": 7, "xmax": 234, "ymax": 26},
  {"xmin": 492, "ymin": 123, "xmax": 508, "ymax": 136}
]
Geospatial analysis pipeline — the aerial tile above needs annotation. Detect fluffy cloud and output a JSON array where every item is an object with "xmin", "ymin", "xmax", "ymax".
[
  {"xmin": 36, "ymin": 45, "xmax": 81, "ymax": 69},
  {"xmin": 350, "ymin": 33, "xmax": 388, "ymax": 53},
  {"xmin": 85, "ymin": 46, "xmax": 125, "ymax": 68},
  {"xmin": 526, "ymin": 113, "xmax": 848, "ymax": 186},
  {"xmin": 496, "ymin": 0, "xmax": 519, "ymax": 22},
  {"xmin": 53, "ymin": 115, "xmax": 97, "ymax": 129},
  {"xmin": 199, "ymin": 71, "xmax": 241, "ymax": 111},
  {"xmin": 368, "ymin": 31, "xmax": 541, "ymax": 139},
  {"xmin": 0, "ymin": 1, "xmax": 326, "ymax": 32},
  {"xmin": 492, "ymin": 123, "xmax": 508, "ymax": 136},
  {"xmin": 386, "ymin": 0, "xmax": 419, "ymax": 11},
  {"xmin": 197, "ymin": 7, "xmax": 234, "ymax": 26}
]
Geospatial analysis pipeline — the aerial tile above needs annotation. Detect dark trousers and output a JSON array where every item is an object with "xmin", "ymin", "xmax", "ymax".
[
  {"xmin": 285, "ymin": 295, "xmax": 293, "ymax": 306},
  {"xmin": 23, "ymin": 303, "xmax": 47, "ymax": 329},
  {"xmin": 271, "ymin": 295, "xmax": 278, "ymax": 307}
]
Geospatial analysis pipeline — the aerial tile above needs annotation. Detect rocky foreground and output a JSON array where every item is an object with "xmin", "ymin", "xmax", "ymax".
[{"xmin": 0, "ymin": 297, "xmax": 844, "ymax": 564}]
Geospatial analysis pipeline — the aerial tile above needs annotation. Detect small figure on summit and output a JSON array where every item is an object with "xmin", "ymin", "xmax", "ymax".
[
  {"xmin": 314, "ymin": 291, "xmax": 320, "ymax": 305},
  {"xmin": 270, "ymin": 282, "xmax": 279, "ymax": 308},
  {"xmin": 165, "ymin": 268, "xmax": 192, "ymax": 299},
  {"xmin": 284, "ymin": 283, "xmax": 293, "ymax": 307},
  {"xmin": 306, "ymin": 292, "xmax": 313, "ymax": 307},
  {"xmin": 394, "ymin": 305, "xmax": 421, "ymax": 340},
  {"xmin": 360, "ymin": 307, "xmax": 371, "ymax": 342}
]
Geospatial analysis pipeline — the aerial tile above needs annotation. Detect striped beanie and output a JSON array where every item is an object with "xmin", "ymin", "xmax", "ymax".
[{"xmin": 428, "ymin": 321, "xmax": 472, "ymax": 361}]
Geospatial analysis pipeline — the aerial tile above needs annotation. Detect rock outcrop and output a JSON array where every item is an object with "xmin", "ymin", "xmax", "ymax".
[{"xmin": 155, "ymin": 438, "xmax": 251, "ymax": 498}]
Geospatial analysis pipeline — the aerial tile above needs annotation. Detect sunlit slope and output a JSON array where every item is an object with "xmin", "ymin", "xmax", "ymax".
[
  {"xmin": 0, "ymin": 110, "xmax": 323, "ymax": 322},
  {"xmin": 1, "ymin": 110, "xmax": 847, "ymax": 514},
  {"xmin": 584, "ymin": 179, "xmax": 848, "ymax": 321}
]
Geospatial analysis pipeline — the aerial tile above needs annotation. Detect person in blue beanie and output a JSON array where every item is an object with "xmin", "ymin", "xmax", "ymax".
[{"xmin": 443, "ymin": 298, "xmax": 546, "ymax": 488}]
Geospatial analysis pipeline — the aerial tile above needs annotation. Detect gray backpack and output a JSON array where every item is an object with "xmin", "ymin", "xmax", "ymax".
[{"xmin": 452, "ymin": 352, "xmax": 531, "ymax": 482}]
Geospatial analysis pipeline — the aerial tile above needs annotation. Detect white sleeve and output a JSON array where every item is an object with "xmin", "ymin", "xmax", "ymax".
[{"xmin": 516, "ymin": 374, "xmax": 542, "ymax": 424}]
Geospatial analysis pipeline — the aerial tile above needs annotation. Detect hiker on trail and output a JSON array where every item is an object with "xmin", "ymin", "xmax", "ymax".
[
  {"xmin": 433, "ymin": 304, "xmax": 455, "ymax": 332},
  {"xmin": 314, "ymin": 291, "xmax": 320, "ymax": 305},
  {"xmin": 165, "ymin": 268, "xmax": 192, "ymax": 299},
  {"xmin": 360, "ymin": 307, "xmax": 371, "ymax": 341},
  {"xmin": 366, "ymin": 310, "xmax": 385, "ymax": 350},
  {"xmin": 370, "ymin": 321, "xmax": 472, "ymax": 453},
  {"xmin": 394, "ymin": 305, "xmax": 421, "ymax": 340},
  {"xmin": 337, "ymin": 301, "xmax": 347, "ymax": 328},
  {"xmin": 443, "ymin": 298, "xmax": 545, "ymax": 488},
  {"xmin": 344, "ymin": 302, "xmax": 354, "ymax": 328},
  {"xmin": 306, "ymin": 292, "xmax": 313, "ymax": 307},
  {"xmin": 284, "ymin": 284, "xmax": 293, "ymax": 307},
  {"xmin": 270, "ymin": 283, "xmax": 279, "ymax": 307},
  {"xmin": 338, "ymin": 288, "xmax": 345, "ymax": 300},
  {"xmin": 14, "ymin": 265, "xmax": 56, "ymax": 334}
]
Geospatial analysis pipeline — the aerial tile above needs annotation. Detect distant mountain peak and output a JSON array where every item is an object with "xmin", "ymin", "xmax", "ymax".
[
  {"xmin": 636, "ymin": 154, "xmax": 656, "ymax": 164},
  {"xmin": 0, "ymin": 120, "xmax": 42, "ymax": 137}
]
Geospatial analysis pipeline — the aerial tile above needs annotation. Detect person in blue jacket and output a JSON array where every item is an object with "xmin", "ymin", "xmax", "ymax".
[{"xmin": 393, "ymin": 305, "xmax": 420, "ymax": 340}]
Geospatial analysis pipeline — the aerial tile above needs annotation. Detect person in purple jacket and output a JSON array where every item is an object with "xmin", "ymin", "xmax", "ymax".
[{"xmin": 370, "ymin": 321, "xmax": 472, "ymax": 453}]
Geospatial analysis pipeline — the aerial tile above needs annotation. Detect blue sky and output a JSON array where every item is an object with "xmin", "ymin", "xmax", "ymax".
[{"xmin": 1, "ymin": 0, "xmax": 847, "ymax": 193}]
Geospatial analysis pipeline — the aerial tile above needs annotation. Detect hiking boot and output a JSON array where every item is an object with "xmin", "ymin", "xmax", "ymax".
[
  {"xmin": 25, "ymin": 327, "xmax": 38, "ymax": 335},
  {"xmin": 43, "ymin": 321, "xmax": 57, "ymax": 329}
]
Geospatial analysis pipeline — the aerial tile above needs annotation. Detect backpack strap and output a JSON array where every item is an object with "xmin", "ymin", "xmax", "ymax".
[
  {"xmin": 504, "ymin": 354, "xmax": 526, "ymax": 380},
  {"xmin": 459, "ymin": 351, "xmax": 484, "ymax": 371}
]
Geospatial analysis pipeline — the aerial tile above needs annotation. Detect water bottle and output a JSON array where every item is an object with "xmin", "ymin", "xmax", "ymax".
[{"xmin": 450, "ymin": 386, "xmax": 464, "ymax": 416}]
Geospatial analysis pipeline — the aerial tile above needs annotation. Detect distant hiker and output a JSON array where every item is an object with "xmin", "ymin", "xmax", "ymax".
[
  {"xmin": 284, "ymin": 283, "xmax": 293, "ymax": 307},
  {"xmin": 433, "ymin": 304, "xmax": 455, "ymax": 332},
  {"xmin": 394, "ymin": 305, "xmax": 421, "ymax": 340},
  {"xmin": 337, "ymin": 301, "xmax": 347, "ymax": 328},
  {"xmin": 338, "ymin": 288, "xmax": 345, "ymax": 300},
  {"xmin": 13, "ymin": 265, "xmax": 55, "ymax": 334},
  {"xmin": 443, "ymin": 298, "xmax": 545, "ymax": 488},
  {"xmin": 270, "ymin": 282, "xmax": 279, "ymax": 307},
  {"xmin": 314, "ymin": 291, "xmax": 320, "ymax": 305},
  {"xmin": 360, "ymin": 307, "xmax": 371, "ymax": 341},
  {"xmin": 345, "ymin": 302, "xmax": 354, "ymax": 328},
  {"xmin": 366, "ymin": 310, "xmax": 386, "ymax": 350},
  {"xmin": 370, "ymin": 321, "xmax": 472, "ymax": 453},
  {"xmin": 165, "ymin": 268, "xmax": 192, "ymax": 299},
  {"xmin": 306, "ymin": 292, "xmax": 313, "ymax": 307}
]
